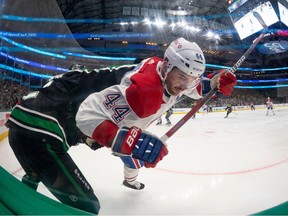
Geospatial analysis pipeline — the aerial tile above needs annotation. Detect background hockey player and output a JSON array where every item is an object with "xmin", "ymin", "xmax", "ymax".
[
  {"xmin": 156, "ymin": 116, "xmax": 163, "ymax": 125},
  {"xmin": 202, "ymin": 104, "xmax": 209, "ymax": 115},
  {"xmin": 165, "ymin": 107, "xmax": 173, "ymax": 126},
  {"xmin": 250, "ymin": 102, "xmax": 255, "ymax": 111},
  {"xmin": 191, "ymin": 101, "xmax": 198, "ymax": 119},
  {"xmin": 266, "ymin": 97, "xmax": 275, "ymax": 116},
  {"xmin": 224, "ymin": 104, "xmax": 233, "ymax": 118},
  {"xmin": 156, "ymin": 107, "xmax": 173, "ymax": 126},
  {"xmin": 6, "ymin": 37, "xmax": 236, "ymax": 214}
]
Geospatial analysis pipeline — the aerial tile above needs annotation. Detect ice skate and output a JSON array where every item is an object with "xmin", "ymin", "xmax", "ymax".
[
  {"xmin": 156, "ymin": 118, "xmax": 162, "ymax": 125},
  {"xmin": 123, "ymin": 180, "xmax": 145, "ymax": 190}
]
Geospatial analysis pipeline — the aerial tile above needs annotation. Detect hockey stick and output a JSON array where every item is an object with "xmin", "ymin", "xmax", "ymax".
[{"xmin": 161, "ymin": 11, "xmax": 268, "ymax": 142}]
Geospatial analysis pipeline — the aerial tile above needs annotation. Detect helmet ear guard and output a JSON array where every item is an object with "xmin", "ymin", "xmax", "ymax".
[{"xmin": 164, "ymin": 37, "xmax": 206, "ymax": 77}]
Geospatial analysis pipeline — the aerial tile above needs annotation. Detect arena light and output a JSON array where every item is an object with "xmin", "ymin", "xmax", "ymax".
[
  {"xmin": 0, "ymin": 51, "xmax": 67, "ymax": 72},
  {"xmin": 143, "ymin": 18, "xmax": 152, "ymax": 25},
  {"xmin": 153, "ymin": 19, "xmax": 166, "ymax": 27},
  {"xmin": 0, "ymin": 36, "xmax": 66, "ymax": 59}
]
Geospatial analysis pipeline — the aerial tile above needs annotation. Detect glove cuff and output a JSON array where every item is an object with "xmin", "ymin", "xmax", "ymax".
[
  {"xmin": 209, "ymin": 71, "xmax": 220, "ymax": 89},
  {"xmin": 112, "ymin": 126, "xmax": 142, "ymax": 155}
]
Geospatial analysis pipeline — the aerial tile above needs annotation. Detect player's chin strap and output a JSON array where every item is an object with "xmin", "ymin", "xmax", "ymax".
[
  {"xmin": 182, "ymin": 78, "xmax": 201, "ymax": 96},
  {"xmin": 157, "ymin": 61, "xmax": 172, "ymax": 95}
]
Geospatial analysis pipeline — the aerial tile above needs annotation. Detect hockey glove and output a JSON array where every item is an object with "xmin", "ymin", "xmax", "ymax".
[
  {"xmin": 208, "ymin": 69, "xmax": 236, "ymax": 96},
  {"xmin": 112, "ymin": 126, "xmax": 168, "ymax": 168}
]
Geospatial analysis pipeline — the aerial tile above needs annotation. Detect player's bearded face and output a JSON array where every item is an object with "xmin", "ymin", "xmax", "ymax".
[{"xmin": 165, "ymin": 68, "xmax": 199, "ymax": 96}]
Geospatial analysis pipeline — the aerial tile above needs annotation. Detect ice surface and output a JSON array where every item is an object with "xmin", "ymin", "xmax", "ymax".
[{"xmin": 1, "ymin": 107, "xmax": 288, "ymax": 215}]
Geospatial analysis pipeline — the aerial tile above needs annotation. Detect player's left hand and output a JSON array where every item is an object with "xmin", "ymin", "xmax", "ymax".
[
  {"xmin": 209, "ymin": 69, "xmax": 237, "ymax": 96},
  {"xmin": 134, "ymin": 132, "xmax": 168, "ymax": 168},
  {"xmin": 112, "ymin": 126, "xmax": 168, "ymax": 168}
]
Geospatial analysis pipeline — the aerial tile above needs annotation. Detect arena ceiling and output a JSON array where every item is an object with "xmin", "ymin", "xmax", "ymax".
[
  {"xmin": 1, "ymin": 0, "xmax": 287, "ymax": 77},
  {"xmin": 54, "ymin": 0, "xmax": 288, "ymax": 70}
]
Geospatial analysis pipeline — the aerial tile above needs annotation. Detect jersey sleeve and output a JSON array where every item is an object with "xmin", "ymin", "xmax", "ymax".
[
  {"xmin": 76, "ymin": 57, "xmax": 167, "ymax": 147},
  {"xmin": 91, "ymin": 120, "xmax": 119, "ymax": 147},
  {"xmin": 125, "ymin": 72, "xmax": 163, "ymax": 118}
]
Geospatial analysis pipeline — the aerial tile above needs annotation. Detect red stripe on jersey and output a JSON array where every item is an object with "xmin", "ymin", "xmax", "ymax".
[
  {"xmin": 126, "ymin": 57, "xmax": 164, "ymax": 118},
  {"xmin": 196, "ymin": 82, "xmax": 202, "ymax": 97},
  {"xmin": 133, "ymin": 158, "xmax": 142, "ymax": 169},
  {"xmin": 92, "ymin": 120, "xmax": 118, "ymax": 147}
]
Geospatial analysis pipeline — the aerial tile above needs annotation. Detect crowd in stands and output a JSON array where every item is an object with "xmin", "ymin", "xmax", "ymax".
[
  {"xmin": 0, "ymin": 79, "xmax": 286, "ymax": 111},
  {"xmin": 0, "ymin": 80, "xmax": 30, "ymax": 111},
  {"xmin": 207, "ymin": 88, "xmax": 272, "ymax": 107},
  {"xmin": 173, "ymin": 88, "xmax": 283, "ymax": 109}
]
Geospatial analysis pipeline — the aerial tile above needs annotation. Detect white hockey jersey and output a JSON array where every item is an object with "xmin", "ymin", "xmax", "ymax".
[{"xmin": 76, "ymin": 57, "xmax": 202, "ymax": 147}]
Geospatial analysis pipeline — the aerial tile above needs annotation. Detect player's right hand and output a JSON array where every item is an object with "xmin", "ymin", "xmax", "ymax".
[
  {"xmin": 208, "ymin": 69, "xmax": 236, "ymax": 96},
  {"xmin": 111, "ymin": 126, "xmax": 168, "ymax": 168}
]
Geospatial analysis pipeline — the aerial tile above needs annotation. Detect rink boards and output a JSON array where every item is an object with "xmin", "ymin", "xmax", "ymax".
[{"xmin": 1, "ymin": 103, "xmax": 288, "ymax": 141}]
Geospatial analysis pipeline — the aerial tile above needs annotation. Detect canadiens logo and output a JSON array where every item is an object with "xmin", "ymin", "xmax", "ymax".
[{"xmin": 173, "ymin": 39, "xmax": 182, "ymax": 49}]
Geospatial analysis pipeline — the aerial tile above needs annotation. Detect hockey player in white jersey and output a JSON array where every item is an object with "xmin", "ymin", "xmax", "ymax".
[
  {"xmin": 6, "ymin": 37, "xmax": 236, "ymax": 214},
  {"xmin": 266, "ymin": 97, "xmax": 275, "ymax": 116},
  {"xmin": 76, "ymin": 37, "xmax": 236, "ymax": 190}
]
